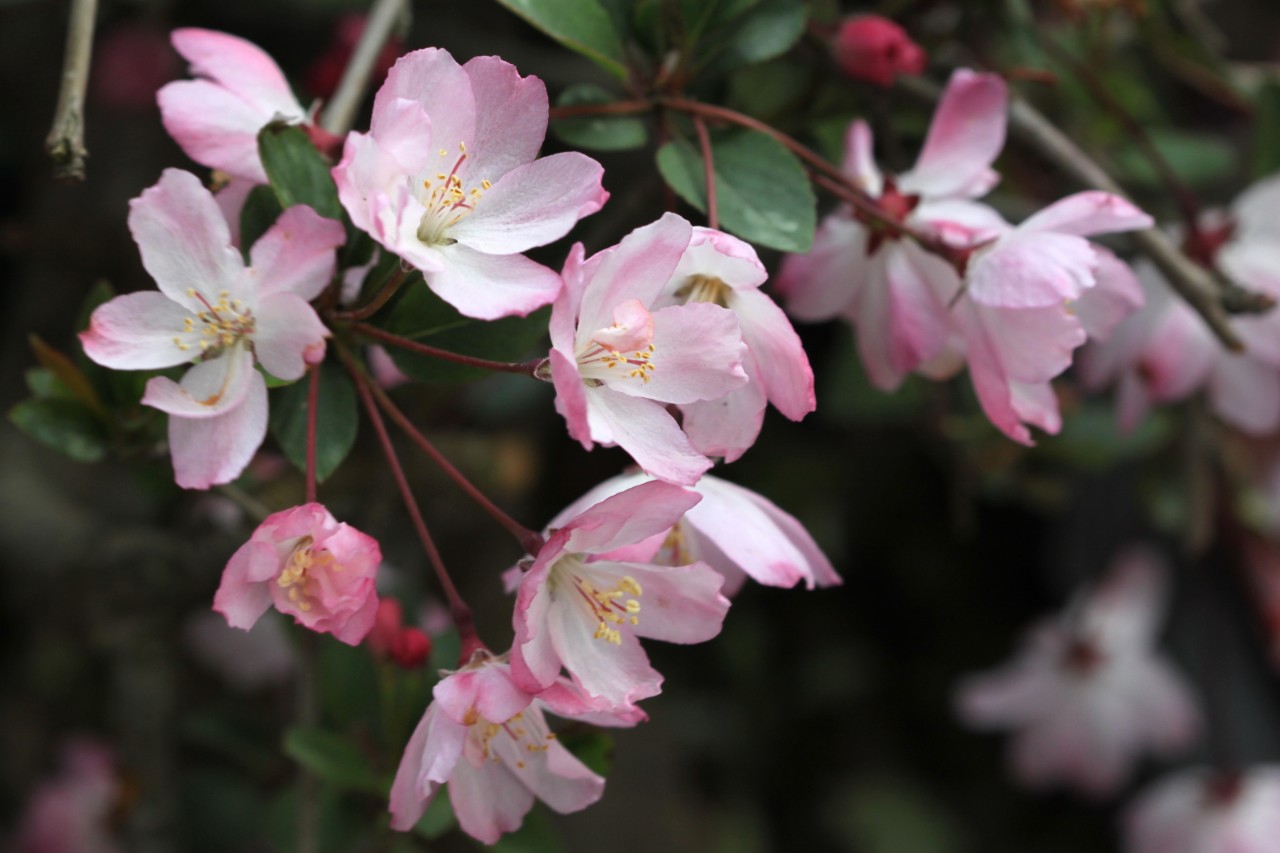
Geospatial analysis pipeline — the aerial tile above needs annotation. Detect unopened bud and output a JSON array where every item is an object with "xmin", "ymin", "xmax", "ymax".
[{"xmin": 832, "ymin": 16, "xmax": 926, "ymax": 87}]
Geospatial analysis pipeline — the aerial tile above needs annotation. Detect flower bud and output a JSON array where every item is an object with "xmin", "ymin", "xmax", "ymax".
[{"xmin": 832, "ymin": 15, "xmax": 926, "ymax": 87}]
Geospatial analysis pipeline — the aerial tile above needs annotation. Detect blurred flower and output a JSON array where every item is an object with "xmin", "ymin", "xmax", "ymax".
[
  {"xmin": 333, "ymin": 47, "xmax": 607, "ymax": 320},
  {"xmin": 389, "ymin": 652, "xmax": 641, "ymax": 842},
  {"xmin": 214, "ymin": 502, "xmax": 381, "ymax": 645},
  {"xmin": 832, "ymin": 16, "xmax": 926, "ymax": 87},
  {"xmin": 15, "ymin": 738, "xmax": 121, "ymax": 853},
  {"xmin": 91, "ymin": 23, "xmax": 178, "ymax": 112},
  {"xmin": 955, "ymin": 548, "xmax": 1200, "ymax": 795},
  {"xmin": 80, "ymin": 169, "xmax": 342, "ymax": 488},
  {"xmin": 1125, "ymin": 766, "xmax": 1280, "ymax": 853},
  {"xmin": 184, "ymin": 610, "xmax": 294, "ymax": 690},
  {"xmin": 510, "ymin": 480, "xmax": 729, "ymax": 711}
]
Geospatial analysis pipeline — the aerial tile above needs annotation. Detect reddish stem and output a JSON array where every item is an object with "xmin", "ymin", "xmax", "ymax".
[
  {"xmin": 333, "ymin": 266, "xmax": 411, "ymax": 323},
  {"xmin": 693, "ymin": 115, "xmax": 719, "ymax": 230},
  {"xmin": 352, "ymin": 322, "xmax": 542, "ymax": 376},
  {"xmin": 364, "ymin": 377, "xmax": 545, "ymax": 556},
  {"xmin": 548, "ymin": 99, "xmax": 653, "ymax": 120},
  {"xmin": 305, "ymin": 364, "xmax": 320, "ymax": 504}
]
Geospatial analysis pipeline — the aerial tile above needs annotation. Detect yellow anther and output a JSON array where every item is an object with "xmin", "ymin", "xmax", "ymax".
[
  {"xmin": 625, "ymin": 599, "xmax": 641, "ymax": 614},
  {"xmin": 481, "ymin": 179, "xmax": 492, "ymax": 190},
  {"xmin": 439, "ymin": 148, "xmax": 448, "ymax": 156},
  {"xmin": 620, "ymin": 576, "xmax": 642, "ymax": 596},
  {"xmin": 459, "ymin": 141, "xmax": 467, "ymax": 152}
]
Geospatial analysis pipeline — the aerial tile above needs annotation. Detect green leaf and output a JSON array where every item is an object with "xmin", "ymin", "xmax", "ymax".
[
  {"xmin": 9, "ymin": 398, "xmax": 108, "ymax": 462},
  {"xmin": 258, "ymin": 122, "xmax": 344, "ymax": 220},
  {"xmin": 282, "ymin": 727, "xmax": 386, "ymax": 795},
  {"xmin": 240, "ymin": 184, "xmax": 285, "ymax": 252},
  {"xmin": 711, "ymin": 0, "xmax": 808, "ymax": 71},
  {"xmin": 1255, "ymin": 81, "xmax": 1280, "ymax": 179},
  {"xmin": 412, "ymin": 794, "xmax": 456, "ymax": 840},
  {"xmin": 1111, "ymin": 128, "xmax": 1235, "ymax": 189},
  {"xmin": 558, "ymin": 729, "xmax": 613, "ymax": 775},
  {"xmin": 494, "ymin": 0, "xmax": 628, "ymax": 79},
  {"xmin": 381, "ymin": 285, "xmax": 550, "ymax": 384},
  {"xmin": 489, "ymin": 805, "xmax": 564, "ymax": 853},
  {"xmin": 29, "ymin": 335, "xmax": 108, "ymax": 419},
  {"xmin": 551, "ymin": 84, "xmax": 648, "ymax": 151},
  {"xmin": 268, "ymin": 361, "xmax": 358, "ymax": 482},
  {"xmin": 656, "ymin": 129, "xmax": 815, "ymax": 252}
]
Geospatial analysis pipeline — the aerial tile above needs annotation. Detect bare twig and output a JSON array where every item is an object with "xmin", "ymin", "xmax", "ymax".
[
  {"xmin": 45, "ymin": 0, "xmax": 98, "ymax": 182},
  {"xmin": 692, "ymin": 115, "xmax": 718, "ymax": 229},
  {"xmin": 351, "ymin": 322, "xmax": 541, "ymax": 376},
  {"xmin": 319, "ymin": 0, "xmax": 408, "ymax": 135}
]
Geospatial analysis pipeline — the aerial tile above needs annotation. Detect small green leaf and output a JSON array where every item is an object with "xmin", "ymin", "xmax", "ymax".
[
  {"xmin": 240, "ymin": 184, "xmax": 285, "ymax": 252},
  {"xmin": 282, "ymin": 727, "xmax": 386, "ymax": 795},
  {"xmin": 381, "ymin": 285, "xmax": 549, "ymax": 384},
  {"xmin": 29, "ymin": 335, "xmax": 108, "ymax": 419},
  {"xmin": 258, "ymin": 122, "xmax": 344, "ymax": 220},
  {"xmin": 711, "ymin": 0, "xmax": 808, "ymax": 71},
  {"xmin": 268, "ymin": 361, "xmax": 358, "ymax": 482},
  {"xmin": 551, "ymin": 84, "xmax": 648, "ymax": 151},
  {"xmin": 9, "ymin": 398, "xmax": 108, "ymax": 462},
  {"xmin": 494, "ymin": 0, "xmax": 628, "ymax": 80},
  {"xmin": 656, "ymin": 129, "xmax": 815, "ymax": 252},
  {"xmin": 558, "ymin": 729, "xmax": 614, "ymax": 775},
  {"xmin": 1111, "ymin": 128, "xmax": 1235, "ymax": 189}
]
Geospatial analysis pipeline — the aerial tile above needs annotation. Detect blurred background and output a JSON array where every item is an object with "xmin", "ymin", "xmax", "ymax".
[{"xmin": 5, "ymin": 0, "xmax": 1280, "ymax": 850}]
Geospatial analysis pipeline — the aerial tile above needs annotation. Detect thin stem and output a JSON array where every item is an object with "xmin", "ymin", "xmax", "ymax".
[
  {"xmin": 319, "ymin": 0, "xmax": 408, "ymax": 135},
  {"xmin": 296, "ymin": 632, "xmax": 320, "ymax": 853},
  {"xmin": 305, "ymin": 365, "xmax": 320, "ymax": 504},
  {"xmin": 332, "ymin": 266, "xmax": 411, "ymax": 322},
  {"xmin": 45, "ymin": 0, "xmax": 98, "ymax": 182},
  {"xmin": 342, "ymin": 350, "xmax": 483, "ymax": 658},
  {"xmin": 364, "ymin": 376, "xmax": 546, "ymax": 557},
  {"xmin": 352, "ymin": 322, "xmax": 542, "ymax": 376},
  {"xmin": 548, "ymin": 100, "xmax": 653, "ymax": 120},
  {"xmin": 693, "ymin": 115, "xmax": 719, "ymax": 229}
]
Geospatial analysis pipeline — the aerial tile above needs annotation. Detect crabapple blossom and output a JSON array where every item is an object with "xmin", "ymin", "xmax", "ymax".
[
  {"xmin": 158, "ymin": 28, "xmax": 311, "ymax": 185},
  {"xmin": 213, "ymin": 502, "xmax": 381, "ymax": 646},
  {"xmin": 549, "ymin": 214, "xmax": 748, "ymax": 485},
  {"xmin": 649, "ymin": 226, "xmax": 814, "ymax": 462},
  {"xmin": 955, "ymin": 548, "xmax": 1200, "ymax": 795},
  {"xmin": 389, "ymin": 653, "xmax": 640, "ymax": 843},
  {"xmin": 80, "ymin": 169, "xmax": 342, "ymax": 488},
  {"xmin": 510, "ymin": 480, "xmax": 731, "ymax": 711},
  {"xmin": 1125, "ymin": 766, "xmax": 1280, "ymax": 853},
  {"xmin": 832, "ymin": 15, "xmax": 926, "ymax": 87},
  {"xmin": 1082, "ymin": 176, "xmax": 1280, "ymax": 434},
  {"xmin": 14, "ymin": 739, "xmax": 120, "ymax": 853},
  {"xmin": 536, "ymin": 470, "xmax": 840, "ymax": 595},
  {"xmin": 333, "ymin": 47, "xmax": 608, "ymax": 320}
]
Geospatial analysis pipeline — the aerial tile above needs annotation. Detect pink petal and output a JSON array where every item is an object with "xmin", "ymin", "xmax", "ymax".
[
  {"xmin": 448, "ymin": 754, "xmax": 534, "ymax": 844},
  {"xmin": 666, "ymin": 227, "xmax": 768, "ymax": 302},
  {"xmin": 512, "ymin": 563, "xmax": 560, "ymax": 693},
  {"xmin": 449, "ymin": 153, "xmax": 607, "ymax": 255},
  {"xmin": 372, "ymin": 49, "xmax": 475, "ymax": 166},
  {"xmin": 426, "ymin": 245, "xmax": 563, "ymax": 320},
  {"xmin": 601, "ymin": 560, "xmax": 729, "ymax": 644},
  {"xmin": 586, "ymin": 386, "xmax": 712, "ymax": 486},
  {"xmin": 776, "ymin": 213, "xmax": 867, "ymax": 322},
  {"xmin": 576, "ymin": 214, "xmax": 693, "ymax": 336},
  {"xmin": 860, "ymin": 241, "xmax": 955, "ymax": 387},
  {"xmin": 389, "ymin": 704, "xmax": 466, "ymax": 831},
  {"xmin": 253, "ymin": 293, "xmax": 329, "ymax": 381},
  {"xmin": 158, "ymin": 80, "xmax": 272, "ymax": 182},
  {"xmin": 367, "ymin": 96, "xmax": 436, "ymax": 175},
  {"xmin": 1210, "ymin": 354, "xmax": 1280, "ymax": 434},
  {"xmin": 461, "ymin": 55, "xmax": 549, "ymax": 179},
  {"xmin": 1141, "ymin": 303, "xmax": 1217, "ymax": 402},
  {"xmin": 211, "ymin": 539, "xmax": 277, "ymax": 629},
  {"xmin": 842, "ymin": 120, "xmax": 883, "ymax": 195},
  {"xmin": 548, "ymin": 598, "xmax": 663, "ymax": 710},
  {"xmin": 1019, "ymin": 191, "xmax": 1153, "ymax": 238},
  {"xmin": 1232, "ymin": 172, "xmax": 1280, "ymax": 244},
  {"xmin": 128, "ymin": 169, "xmax": 244, "ymax": 308},
  {"xmin": 1072, "ymin": 248, "xmax": 1144, "ymax": 341},
  {"xmin": 215, "ymin": 177, "xmax": 256, "ymax": 240},
  {"xmin": 590, "ymin": 299, "xmax": 654, "ymax": 353},
  {"xmin": 560, "ymin": 479, "xmax": 701, "ymax": 557},
  {"xmin": 550, "ymin": 348, "xmax": 593, "ymax": 450},
  {"xmin": 731, "ymin": 288, "xmax": 814, "ymax": 420},
  {"xmin": 248, "ymin": 205, "xmax": 345, "ymax": 301},
  {"xmin": 492, "ymin": 734, "xmax": 604, "ymax": 815},
  {"xmin": 967, "ymin": 231, "xmax": 1099, "ymax": 308},
  {"xmin": 80, "ymin": 292, "xmax": 200, "ymax": 370},
  {"xmin": 680, "ymin": 366, "xmax": 768, "ymax": 463},
  {"xmin": 142, "ymin": 348, "xmax": 255, "ymax": 418},
  {"xmin": 170, "ymin": 28, "xmax": 302, "ymax": 119},
  {"xmin": 165, "ymin": 368, "xmax": 268, "ymax": 489},
  {"xmin": 605, "ymin": 302, "xmax": 745, "ymax": 404},
  {"xmin": 434, "ymin": 664, "xmax": 531, "ymax": 726},
  {"xmin": 898, "ymin": 69, "xmax": 1007, "ymax": 199}
]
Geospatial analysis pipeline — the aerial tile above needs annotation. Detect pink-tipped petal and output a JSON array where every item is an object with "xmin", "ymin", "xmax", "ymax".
[
  {"xmin": 899, "ymin": 69, "xmax": 1007, "ymax": 199},
  {"xmin": 776, "ymin": 214, "xmax": 867, "ymax": 322},
  {"xmin": 587, "ymin": 387, "xmax": 713, "ymax": 486},
  {"xmin": 373, "ymin": 49, "xmax": 476, "ymax": 163},
  {"xmin": 612, "ymin": 302, "xmax": 746, "ymax": 404},
  {"xmin": 170, "ymin": 28, "xmax": 302, "ymax": 118},
  {"xmin": 967, "ymin": 231, "xmax": 1099, "ymax": 307},
  {"xmin": 253, "ymin": 293, "xmax": 330, "ymax": 381},
  {"xmin": 158, "ymin": 80, "xmax": 273, "ymax": 182},
  {"xmin": 461, "ymin": 55, "xmax": 549, "ymax": 179},
  {"xmin": 166, "ymin": 368, "xmax": 268, "ymax": 489},
  {"xmin": 426, "ymin": 246, "xmax": 563, "ymax": 320},
  {"xmin": 843, "ymin": 120, "xmax": 884, "ymax": 195},
  {"xmin": 248, "ymin": 205, "xmax": 346, "ymax": 301},
  {"xmin": 80, "ymin": 292, "xmax": 202, "ymax": 370},
  {"xmin": 731, "ymin": 288, "xmax": 815, "ymax": 420},
  {"xmin": 559, "ymin": 479, "xmax": 701, "ymax": 557},
  {"xmin": 1019, "ymin": 191, "xmax": 1153, "ymax": 238}
]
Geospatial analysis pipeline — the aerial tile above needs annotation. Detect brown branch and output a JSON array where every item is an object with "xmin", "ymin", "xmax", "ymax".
[{"xmin": 45, "ymin": 0, "xmax": 98, "ymax": 183}]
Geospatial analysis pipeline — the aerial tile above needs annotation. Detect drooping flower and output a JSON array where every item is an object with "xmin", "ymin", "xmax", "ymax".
[
  {"xmin": 831, "ymin": 15, "xmax": 926, "ymax": 87},
  {"xmin": 955, "ymin": 548, "xmax": 1200, "ymax": 795},
  {"xmin": 1082, "ymin": 175, "xmax": 1280, "ymax": 434},
  {"xmin": 510, "ymin": 480, "xmax": 730, "ymax": 711},
  {"xmin": 333, "ymin": 48, "xmax": 608, "ymax": 320},
  {"xmin": 15, "ymin": 738, "xmax": 121, "ymax": 853},
  {"xmin": 528, "ymin": 469, "xmax": 840, "ymax": 595},
  {"xmin": 1125, "ymin": 766, "xmax": 1280, "ymax": 853},
  {"xmin": 549, "ymin": 214, "xmax": 748, "ymax": 485},
  {"xmin": 649, "ymin": 227, "xmax": 814, "ymax": 462},
  {"xmin": 80, "ymin": 169, "xmax": 342, "ymax": 488},
  {"xmin": 389, "ymin": 652, "xmax": 640, "ymax": 843},
  {"xmin": 213, "ymin": 502, "xmax": 381, "ymax": 645}
]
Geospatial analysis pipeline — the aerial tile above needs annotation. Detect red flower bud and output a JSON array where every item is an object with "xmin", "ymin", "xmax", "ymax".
[
  {"xmin": 832, "ymin": 16, "xmax": 926, "ymax": 87},
  {"xmin": 391, "ymin": 628, "xmax": 431, "ymax": 669}
]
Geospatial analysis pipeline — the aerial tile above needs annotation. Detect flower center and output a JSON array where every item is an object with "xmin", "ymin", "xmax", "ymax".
[
  {"xmin": 414, "ymin": 142, "xmax": 491, "ymax": 247},
  {"xmin": 277, "ymin": 538, "xmax": 338, "ymax": 613},
  {"xmin": 174, "ymin": 289, "xmax": 255, "ymax": 359},
  {"xmin": 674, "ymin": 274, "xmax": 732, "ymax": 308},
  {"xmin": 468, "ymin": 709, "xmax": 557, "ymax": 769},
  {"xmin": 1061, "ymin": 637, "xmax": 1105, "ymax": 675},
  {"xmin": 576, "ymin": 299, "xmax": 658, "ymax": 386}
]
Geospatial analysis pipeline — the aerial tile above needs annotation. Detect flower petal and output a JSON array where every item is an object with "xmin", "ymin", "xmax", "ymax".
[
  {"xmin": 967, "ymin": 231, "xmax": 1099, "ymax": 307},
  {"xmin": 602, "ymin": 302, "xmax": 746, "ymax": 404},
  {"xmin": 212, "ymin": 539, "xmax": 277, "ymax": 630},
  {"xmin": 680, "ymin": 366, "xmax": 767, "ymax": 463},
  {"xmin": 448, "ymin": 752, "xmax": 534, "ymax": 844},
  {"xmin": 898, "ymin": 69, "xmax": 1007, "ymax": 199},
  {"xmin": 80, "ymin": 292, "xmax": 201, "ymax": 369},
  {"xmin": 576, "ymin": 213, "xmax": 692, "ymax": 337},
  {"xmin": 560, "ymin": 480, "xmax": 701, "ymax": 557},
  {"xmin": 586, "ymin": 386, "xmax": 712, "ymax": 486},
  {"xmin": 776, "ymin": 213, "xmax": 867, "ymax": 322},
  {"xmin": 253, "ymin": 293, "xmax": 329, "ymax": 381},
  {"xmin": 248, "ymin": 205, "xmax": 345, "ymax": 301},
  {"xmin": 389, "ymin": 704, "xmax": 466, "ymax": 831},
  {"xmin": 170, "ymin": 28, "xmax": 303, "ymax": 119},
  {"xmin": 731, "ymin": 288, "xmax": 814, "ymax": 420},
  {"xmin": 548, "ymin": 595, "xmax": 662, "ymax": 711},
  {"xmin": 157, "ymin": 80, "xmax": 273, "ymax": 182},
  {"xmin": 461, "ymin": 55, "xmax": 549, "ymax": 179},
  {"xmin": 372, "ymin": 49, "xmax": 476, "ymax": 164},
  {"xmin": 425, "ymin": 245, "xmax": 563, "ymax": 320},
  {"xmin": 596, "ymin": 560, "xmax": 729, "ymax": 644},
  {"xmin": 1018, "ymin": 191, "xmax": 1153, "ymax": 238},
  {"xmin": 143, "ymin": 348, "xmax": 255, "ymax": 417},
  {"xmin": 842, "ymin": 120, "xmax": 883, "ymax": 195},
  {"xmin": 165, "ymin": 368, "xmax": 268, "ymax": 489}
]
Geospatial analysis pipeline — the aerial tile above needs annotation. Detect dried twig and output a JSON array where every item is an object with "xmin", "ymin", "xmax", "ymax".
[{"xmin": 45, "ymin": 0, "xmax": 98, "ymax": 182}]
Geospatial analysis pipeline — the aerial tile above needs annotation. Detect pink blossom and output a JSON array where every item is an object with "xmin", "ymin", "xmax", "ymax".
[
  {"xmin": 1125, "ymin": 767, "xmax": 1280, "ymax": 853},
  {"xmin": 955, "ymin": 548, "xmax": 1200, "ymax": 796},
  {"xmin": 389, "ymin": 653, "xmax": 640, "ymax": 843},
  {"xmin": 1082, "ymin": 177, "xmax": 1280, "ymax": 434},
  {"xmin": 832, "ymin": 16, "xmax": 926, "ymax": 87},
  {"xmin": 533, "ymin": 470, "xmax": 840, "ymax": 595},
  {"xmin": 510, "ymin": 480, "xmax": 730, "ymax": 710},
  {"xmin": 15, "ymin": 738, "xmax": 120, "ymax": 853},
  {"xmin": 213, "ymin": 502, "xmax": 381, "ymax": 645},
  {"xmin": 649, "ymin": 227, "xmax": 814, "ymax": 462},
  {"xmin": 550, "ymin": 214, "xmax": 748, "ymax": 485},
  {"xmin": 80, "ymin": 169, "xmax": 342, "ymax": 488},
  {"xmin": 158, "ymin": 28, "xmax": 313, "ymax": 185},
  {"xmin": 183, "ymin": 610, "xmax": 295, "ymax": 690},
  {"xmin": 333, "ymin": 48, "xmax": 608, "ymax": 320}
]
